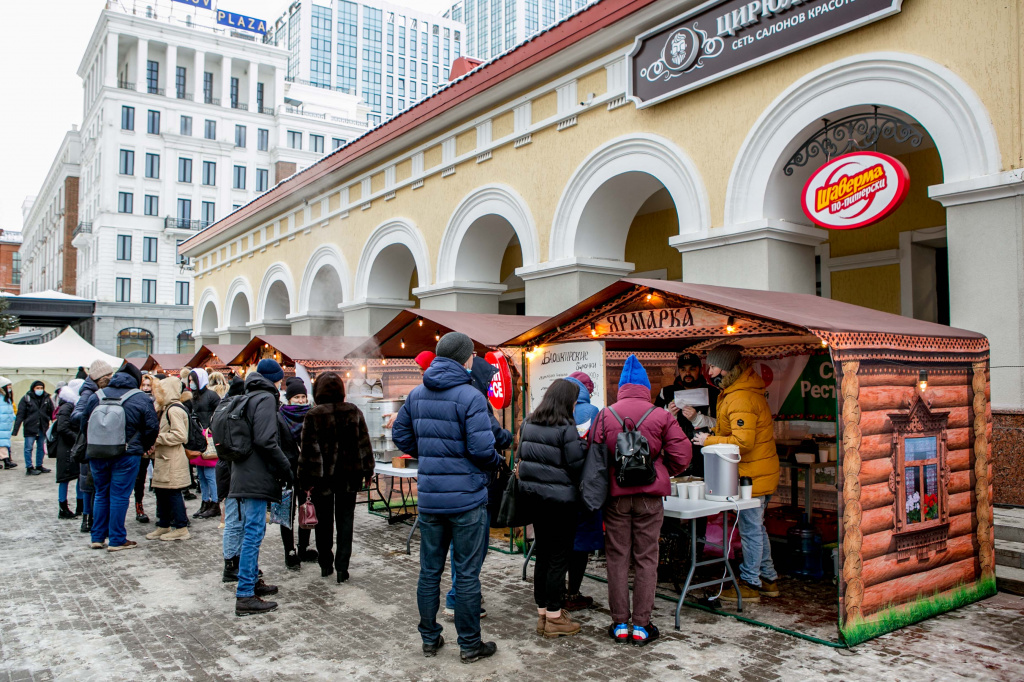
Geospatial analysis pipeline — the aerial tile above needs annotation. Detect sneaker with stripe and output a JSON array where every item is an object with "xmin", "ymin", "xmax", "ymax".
[
  {"xmin": 609, "ymin": 622, "xmax": 630, "ymax": 644},
  {"xmin": 631, "ymin": 623, "xmax": 660, "ymax": 647}
]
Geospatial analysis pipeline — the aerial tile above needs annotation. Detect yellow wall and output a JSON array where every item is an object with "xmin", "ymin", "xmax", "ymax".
[
  {"xmin": 831, "ymin": 264, "xmax": 902, "ymax": 315},
  {"xmin": 190, "ymin": 0, "xmax": 1022, "ymax": 325},
  {"xmin": 625, "ymin": 207, "xmax": 682, "ymax": 280}
]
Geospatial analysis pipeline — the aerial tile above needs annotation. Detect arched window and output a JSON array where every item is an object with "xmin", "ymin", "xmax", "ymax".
[
  {"xmin": 117, "ymin": 328, "xmax": 153, "ymax": 358},
  {"xmin": 177, "ymin": 329, "xmax": 195, "ymax": 355}
]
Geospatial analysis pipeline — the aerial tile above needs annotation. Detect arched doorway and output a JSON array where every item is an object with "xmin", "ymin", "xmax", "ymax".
[
  {"xmin": 222, "ymin": 277, "xmax": 254, "ymax": 344},
  {"xmin": 295, "ymin": 245, "xmax": 350, "ymax": 336},
  {"xmin": 229, "ymin": 292, "xmax": 251, "ymax": 327},
  {"xmin": 255, "ymin": 264, "xmax": 295, "ymax": 335}
]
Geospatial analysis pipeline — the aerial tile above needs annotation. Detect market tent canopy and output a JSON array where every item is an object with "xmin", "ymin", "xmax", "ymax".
[
  {"xmin": 184, "ymin": 344, "xmax": 245, "ymax": 371},
  {"xmin": 1, "ymin": 290, "xmax": 95, "ymax": 327},
  {"xmin": 353, "ymin": 309, "xmax": 549, "ymax": 359},
  {"xmin": 502, "ymin": 279, "xmax": 986, "ymax": 356},
  {"xmin": 228, "ymin": 335, "xmax": 371, "ymax": 366},
  {"xmin": 141, "ymin": 354, "xmax": 195, "ymax": 373},
  {"xmin": 0, "ymin": 326, "xmax": 122, "ymax": 369}
]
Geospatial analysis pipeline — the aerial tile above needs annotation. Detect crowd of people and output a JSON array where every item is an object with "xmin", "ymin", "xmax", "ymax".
[{"xmin": 0, "ymin": 332, "xmax": 779, "ymax": 665}]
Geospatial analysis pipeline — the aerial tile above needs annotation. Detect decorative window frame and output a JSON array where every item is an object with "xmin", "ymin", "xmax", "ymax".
[{"xmin": 888, "ymin": 396, "xmax": 951, "ymax": 562}]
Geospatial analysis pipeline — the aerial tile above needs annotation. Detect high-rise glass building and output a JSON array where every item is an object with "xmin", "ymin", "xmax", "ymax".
[
  {"xmin": 266, "ymin": 1, "xmax": 465, "ymax": 126},
  {"xmin": 448, "ymin": 0, "xmax": 597, "ymax": 62}
]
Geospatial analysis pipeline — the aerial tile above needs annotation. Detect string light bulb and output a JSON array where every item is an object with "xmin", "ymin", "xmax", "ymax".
[
  {"xmin": 590, "ymin": 322, "xmax": 597, "ymax": 337},
  {"xmin": 360, "ymin": 366, "xmax": 366, "ymax": 373},
  {"xmin": 417, "ymin": 318, "xmax": 424, "ymax": 327},
  {"xmin": 918, "ymin": 370, "xmax": 928, "ymax": 391},
  {"xmin": 400, "ymin": 338, "xmax": 406, "ymax": 349},
  {"xmin": 726, "ymin": 316, "xmax": 736, "ymax": 334},
  {"xmin": 646, "ymin": 293, "xmax": 653, "ymax": 302},
  {"xmin": 821, "ymin": 338, "xmax": 829, "ymax": 348},
  {"xmin": 382, "ymin": 359, "xmax": 387, "ymax": 365},
  {"xmin": 435, "ymin": 330, "xmax": 441, "ymax": 341}
]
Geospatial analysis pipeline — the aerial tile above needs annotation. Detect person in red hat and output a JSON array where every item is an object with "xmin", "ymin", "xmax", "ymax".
[{"xmin": 415, "ymin": 351, "xmax": 436, "ymax": 373}]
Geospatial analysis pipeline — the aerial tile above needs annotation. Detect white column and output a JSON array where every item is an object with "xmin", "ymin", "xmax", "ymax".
[
  {"xmin": 221, "ymin": 55, "xmax": 233, "ymax": 107},
  {"xmin": 104, "ymin": 32, "xmax": 119, "ymax": 88},
  {"xmin": 166, "ymin": 44, "xmax": 177, "ymax": 99},
  {"xmin": 135, "ymin": 37, "xmax": 149, "ymax": 92},
  {"xmin": 247, "ymin": 60, "xmax": 259, "ymax": 111},
  {"xmin": 274, "ymin": 66, "xmax": 285, "ymax": 111},
  {"xmin": 193, "ymin": 50, "xmax": 205, "ymax": 101}
]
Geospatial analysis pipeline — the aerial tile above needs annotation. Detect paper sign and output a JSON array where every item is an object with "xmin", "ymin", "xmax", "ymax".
[
  {"xmin": 673, "ymin": 388, "xmax": 709, "ymax": 408},
  {"xmin": 527, "ymin": 340, "xmax": 605, "ymax": 412}
]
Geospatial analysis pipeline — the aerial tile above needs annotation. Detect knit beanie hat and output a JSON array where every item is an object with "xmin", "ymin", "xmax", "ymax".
[
  {"xmin": 707, "ymin": 344, "xmax": 743, "ymax": 373},
  {"xmin": 89, "ymin": 358, "xmax": 115, "ymax": 381},
  {"xmin": 618, "ymin": 355, "xmax": 650, "ymax": 390},
  {"xmin": 285, "ymin": 377, "xmax": 306, "ymax": 400},
  {"xmin": 414, "ymin": 350, "xmax": 436, "ymax": 371},
  {"xmin": 256, "ymin": 358, "xmax": 284, "ymax": 383},
  {"xmin": 435, "ymin": 332, "xmax": 474, "ymax": 365},
  {"xmin": 568, "ymin": 371, "xmax": 594, "ymax": 394},
  {"xmin": 118, "ymin": 360, "xmax": 143, "ymax": 388}
]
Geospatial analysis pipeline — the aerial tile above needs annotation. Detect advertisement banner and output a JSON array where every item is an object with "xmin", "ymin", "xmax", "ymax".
[
  {"xmin": 216, "ymin": 9, "xmax": 268, "ymax": 35},
  {"xmin": 757, "ymin": 354, "xmax": 837, "ymax": 421},
  {"xmin": 801, "ymin": 152, "xmax": 910, "ymax": 230},
  {"xmin": 527, "ymin": 341, "xmax": 605, "ymax": 412}
]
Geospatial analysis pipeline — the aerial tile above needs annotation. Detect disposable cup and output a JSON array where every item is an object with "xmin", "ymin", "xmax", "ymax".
[
  {"xmin": 818, "ymin": 449, "xmax": 829, "ymax": 463},
  {"xmin": 687, "ymin": 482, "xmax": 705, "ymax": 500},
  {"xmin": 739, "ymin": 485, "xmax": 753, "ymax": 500}
]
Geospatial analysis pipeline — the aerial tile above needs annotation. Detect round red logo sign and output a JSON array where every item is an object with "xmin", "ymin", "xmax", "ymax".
[
  {"xmin": 801, "ymin": 152, "xmax": 910, "ymax": 230},
  {"xmin": 485, "ymin": 351, "xmax": 513, "ymax": 410}
]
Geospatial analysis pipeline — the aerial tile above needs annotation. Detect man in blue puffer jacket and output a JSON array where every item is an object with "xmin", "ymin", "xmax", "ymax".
[{"xmin": 392, "ymin": 332, "xmax": 502, "ymax": 664}]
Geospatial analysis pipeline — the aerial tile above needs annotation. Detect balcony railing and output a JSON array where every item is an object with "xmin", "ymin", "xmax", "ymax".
[
  {"xmin": 284, "ymin": 76, "xmax": 343, "ymax": 92},
  {"xmin": 147, "ymin": 87, "xmax": 166, "ymax": 96},
  {"xmin": 231, "ymin": 102, "xmax": 248, "ymax": 111},
  {"xmin": 117, "ymin": 80, "xmax": 136, "ymax": 91},
  {"xmin": 203, "ymin": 95, "xmax": 221, "ymax": 106},
  {"xmin": 164, "ymin": 217, "xmax": 209, "ymax": 231},
  {"xmin": 284, "ymin": 106, "xmax": 326, "ymax": 120},
  {"xmin": 177, "ymin": 91, "xmax": 193, "ymax": 101},
  {"xmin": 258, "ymin": 105, "xmax": 275, "ymax": 115},
  {"xmin": 72, "ymin": 222, "xmax": 92, "ymax": 238}
]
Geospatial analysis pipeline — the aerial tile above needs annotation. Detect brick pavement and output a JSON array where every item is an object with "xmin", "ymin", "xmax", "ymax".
[{"xmin": 2, "ymin": 464, "xmax": 1023, "ymax": 681}]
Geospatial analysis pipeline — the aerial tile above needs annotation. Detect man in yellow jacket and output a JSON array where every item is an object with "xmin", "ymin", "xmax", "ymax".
[{"xmin": 694, "ymin": 344, "xmax": 780, "ymax": 603}]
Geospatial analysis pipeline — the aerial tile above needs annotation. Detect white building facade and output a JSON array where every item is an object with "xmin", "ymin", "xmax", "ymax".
[
  {"xmin": 69, "ymin": 1, "xmax": 369, "ymax": 358},
  {"xmin": 20, "ymin": 129, "xmax": 82, "ymax": 296},
  {"xmin": 449, "ymin": 0, "xmax": 597, "ymax": 61},
  {"xmin": 266, "ymin": 0, "xmax": 464, "ymax": 126}
]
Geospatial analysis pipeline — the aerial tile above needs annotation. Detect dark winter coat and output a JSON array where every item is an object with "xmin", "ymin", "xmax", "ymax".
[
  {"xmin": 392, "ymin": 356, "xmax": 502, "ymax": 515},
  {"xmin": 74, "ymin": 376, "xmax": 107, "ymax": 492},
  {"xmin": 516, "ymin": 421, "xmax": 587, "ymax": 505},
  {"xmin": 75, "ymin": 372, "xmax": 159, "ymax": 458},
  {"xmin": 227, "ymin": 373, "xmax": 293, "ymax": 502},
  {"xmin": 654, "ymin": 376, "xmax": 720, "ymax": 441},
  {"xmin": 298, "ymin": 374, "xmax": 375, "ymax": 494},
  {"xmin": 184, "ymin": 378, "xmax": 221, "ymax": 429},
  {"xmin": 71, "ymin": 377, "xmax": 99, "ymax": 431},
  {"xmin": 52, "ymin": 401, "xmax": 79, "ymax": 483},
  {"xmin": 469, "ymin": 356, "xmax": 514, "ymax": 451},
  {"xmin": 13, "ymin": 385, "xmax": 54, "ymax": 437}
]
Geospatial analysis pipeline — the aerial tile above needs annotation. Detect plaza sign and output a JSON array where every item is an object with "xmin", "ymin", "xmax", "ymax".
[
  {"xmin": 801, "ymin": 152, "xmax": 910, "ymax": 230},
  {"xmin": 628, "ymin": 0, "xmax": 903, "ymax": 108},
  {"xmin": 217, "ymin": 10, "xmax": 268, "ymax": 35}
]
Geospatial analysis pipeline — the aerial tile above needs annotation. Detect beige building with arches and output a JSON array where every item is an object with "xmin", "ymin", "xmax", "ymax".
[{"xmin": 181, "ymin": 0, "xmax": 1024, "ymax": 500}]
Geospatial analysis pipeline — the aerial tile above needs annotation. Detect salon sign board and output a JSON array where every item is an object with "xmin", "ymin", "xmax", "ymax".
[
  {"xmin": 628, "ymin": 0, "xmax": 903, "ymax": 107},
  {"xmin": 527, "ymin": 341, "xmax": 606, "ymax": 412},
  {"xmin": 801, "ymin": 152, "xmax": 910, "ymax": 229}
]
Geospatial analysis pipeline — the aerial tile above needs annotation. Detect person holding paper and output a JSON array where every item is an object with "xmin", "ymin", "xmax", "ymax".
[{"xmin": 656, "ymin": 353, "xmax": 719, "ymax": 442}]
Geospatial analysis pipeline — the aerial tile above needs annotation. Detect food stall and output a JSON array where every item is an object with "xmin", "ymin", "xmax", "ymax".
[
  {"xmin": 501, "ymin": 278, "xmax": 994, "ymax": 646},
  {"xmin": 225, "ymin": 335, "xmax": 368, "ymax": 381},
  {"xmin": 184, "ymin": 344, "xmax": 246, "ymax": 376},
  {"xmin": 140, "ymin": 354, "xmax": 194, "ymax": 376}
]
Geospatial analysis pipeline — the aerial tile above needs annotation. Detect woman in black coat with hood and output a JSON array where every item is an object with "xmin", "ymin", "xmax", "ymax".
[
  {"xmin": 297, "ymin": 372, "xmax": 374, "ymax": 582},
  {"xmin": 516, "ymin": 378, "xmax": 587, "ymax": 639}
]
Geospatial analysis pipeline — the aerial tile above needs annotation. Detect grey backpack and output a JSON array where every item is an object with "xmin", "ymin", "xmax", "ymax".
[{"xmin": 86, "ymin": 389, "xmax": 141, "ymax": 458}]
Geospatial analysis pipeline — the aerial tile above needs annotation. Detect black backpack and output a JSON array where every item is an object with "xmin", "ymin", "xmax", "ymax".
[
  {"xmin": 607, "ymin": 406, "xmax": 658, "ymax": 488},
  {"xmin": 210, "ymin": 394, "xmax": 258, "ymax": 462},
  {"xmin": 170, "ymin": 404, "xmax": 207, "ymax": 454}
]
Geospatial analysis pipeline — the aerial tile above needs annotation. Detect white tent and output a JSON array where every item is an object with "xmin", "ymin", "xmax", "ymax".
[{"xmin": 0, "ymin": 327, "xmax": 123, "ymax": 397}]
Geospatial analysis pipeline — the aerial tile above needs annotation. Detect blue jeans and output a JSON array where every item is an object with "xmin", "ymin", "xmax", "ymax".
[
  {"xmin": 58, "ymin": 480, "xmax": 81, "ymax": 503},
  {"xmin": 446, "ymin": 543, "xmax": 489, "ymax": 610},
  {"xmin": 417, "ymin": 504, "xmax": 489, "ymax": 651},
  {"xmin": 223, "ymin": 497, "xmax": 244, "ymax": 559},
  {"xmin": 737, "ymin": 495, "xmax": 778, "ymax": 587},
  {"xmin": 235, "ymin": 498, "xmax": 268, "ymax": 599},
  {"xmin": 90, "ymin": 455, "xmax": 142, "ymax": 547},
  {"xmin": 23, "ymin": 435, "xmax": 45, "ymax": 469},
  {"xmin": 81, "ymin": 491, "xmax": 93, "ymax": 516},
  {"xmin": 196, "ymin": 465, "xmax": 217, "ymax": 502}
]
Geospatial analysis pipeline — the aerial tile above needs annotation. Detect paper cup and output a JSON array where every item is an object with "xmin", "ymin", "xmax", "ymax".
[
  {"xmin": 819, "ymin": 449, "xmax": 829, "ymax": 463},
  {"xmin": 739, "ymin": 485, "xmax": 753, "ymax": 500},
  {"xmin": 687, "ymin": 482, "xmax": 704, "ymax": 500}
]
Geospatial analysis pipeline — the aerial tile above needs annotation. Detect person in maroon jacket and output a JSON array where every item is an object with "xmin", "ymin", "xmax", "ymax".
[{"xmin": 592, "ymin": 355, "xmax": 691, "ymax": 648}]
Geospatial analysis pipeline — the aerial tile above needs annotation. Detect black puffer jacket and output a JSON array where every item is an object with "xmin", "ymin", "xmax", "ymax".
[
  {"xmin": 13, "ymin": 384, "xmax": 54, "ymax": 437},
  {"xmin": 227, "ymin": 373, "xmax": 293, "ymax": 502},
  {"xmin": 53, "ymin": 401, "xmax": 79, "ymax": 483},
  {"xmin": 516, "ymin": 421, "xmax": 586, "ymax": 505}
]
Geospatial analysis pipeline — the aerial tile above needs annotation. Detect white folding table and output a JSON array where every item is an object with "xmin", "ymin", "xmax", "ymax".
[
  {"xmin": 372, "ymin": 463, "xmax": 419, "ymax": 554},
  {"xmin": 662, "ymin": 495, "xmax": 761, "ymax": 629}
]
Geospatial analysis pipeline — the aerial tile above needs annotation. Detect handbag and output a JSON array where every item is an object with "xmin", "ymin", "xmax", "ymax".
[
  {"xmin": 579, "ymin": 410, "xmax": 611, "ymax": 513},
  {"xmin": 496, "ymin": 462, "xmax": 529, "ymax": 528},
  {"xmin": 298, "ymin": 489, "xmax": 318, "ymax": 529}
]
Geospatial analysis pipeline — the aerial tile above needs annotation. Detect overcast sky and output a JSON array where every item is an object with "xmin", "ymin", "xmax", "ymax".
[{"xmin": 0, "ymin": 0, "xmax": 452, "ymax": 233}]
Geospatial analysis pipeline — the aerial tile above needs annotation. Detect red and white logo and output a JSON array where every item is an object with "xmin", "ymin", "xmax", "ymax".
[
  {"xmin": 801, "ymin": 152, "xmax": 910, "ymax": 230},
  {"xmin": 485, "ymin": 351, "xmax": 513, "ymax": 410}
]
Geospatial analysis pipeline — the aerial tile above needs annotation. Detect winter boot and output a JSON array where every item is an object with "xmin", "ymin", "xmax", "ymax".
[
  {"xmin": 135, "ymin": 502, "xmax": 150, "ymax": 524},
  {"xmin": 223, "ymin": 556, "xmax": 240, "ymax": 583},
  {"xmin": 542, "ymin": 610, "xmax": 581, "ymax": 638},
  {"xmin": 79, "ymin": 514, "xmax": 92, "ymax": 533},
  {"xmin": 254, "ymin": 579, "xmax": 279, "ymax": 596},
  {"xmin": 2, "ymin": 459, "xmax": 17, "ymax": 469},
  {"xmin": 58, "ymin": 502, "xmax": 76, "ymax": 520},
  {"xmin": 192, "ymin": 501, "xmax": 209, "ymax": 519},
  {"xmin": 235, "ymin": 596, "xmax": 278, "ymax": 617},
  {"xmin": 74, "ymin": 499, "xmax": 83, "ymax": 517},
  {"xmin": 197, "ymin": 501, "xmax": 219, "ymax": 519},
  {"xmin": 299, "ymin": 547, "xmax": 319, "ymax": 563}
]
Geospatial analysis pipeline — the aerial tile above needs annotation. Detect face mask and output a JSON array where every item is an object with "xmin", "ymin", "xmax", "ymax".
[
  {"xmin": 189, "ymin": 382, "xmax": 198, "ymax": 392},
  {"xmin": 34, "ymin": 389, "xmax": 43, "ymax": 396}
]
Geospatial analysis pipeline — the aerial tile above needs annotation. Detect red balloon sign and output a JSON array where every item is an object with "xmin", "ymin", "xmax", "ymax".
[
  {"xmin": 485, "ymin": 351, "xmax": 512, "ymax": 410},
  {"xmin": 801, "ymin": 152, "xmax": 910, "ymax": 230}
]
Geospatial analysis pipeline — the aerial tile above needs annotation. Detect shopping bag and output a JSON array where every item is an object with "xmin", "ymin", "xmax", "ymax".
[{"xmin": 269, "ymin": 488, "xmax": 293, "ymax": 528}]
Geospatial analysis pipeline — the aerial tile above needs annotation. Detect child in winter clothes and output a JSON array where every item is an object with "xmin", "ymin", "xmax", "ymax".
[
  {"xmin": 146, "ymin": 377, "xmax": 192, "ymax": 541},
  {"xmin": 279, "ymin": 377, "xmax": 315, "ymax": 568},
  {"xmin": 0, "ymin": 377, "xmax": 16, "ymax": 469}
]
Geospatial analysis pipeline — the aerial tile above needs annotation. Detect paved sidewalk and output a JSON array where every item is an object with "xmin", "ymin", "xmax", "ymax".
[{"xmin": 2, "ymin": 468, "xmax": 1023, "ymax": 681}]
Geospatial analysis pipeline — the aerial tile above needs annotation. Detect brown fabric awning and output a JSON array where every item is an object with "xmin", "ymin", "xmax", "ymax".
[
  {"xmin": 228, "ymin": 336, "xmax": 371, "ymax": 366},
  {"xmin": 140, "ymin": 354, "xmax": 194, "ymax": 373},
  {"xmin": 352, "ymin": 309, "xmax": 549, "ymax": 358},
  {"xmin": 185, "ymin": 345, "xmax": 246, "ymax": 370}
]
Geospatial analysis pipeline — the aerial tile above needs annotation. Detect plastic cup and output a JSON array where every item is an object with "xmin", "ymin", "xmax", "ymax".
[
  {"xmin": 818, "ymin": 449, "xmax": 829, "ymax": 463},
  {"xmin": 739, "ymin": 484, "xmax": 753, "ymax": 500},
  {"xmin": 687, "ymin": 482, "xmax": 704, "ymax": 500}
]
